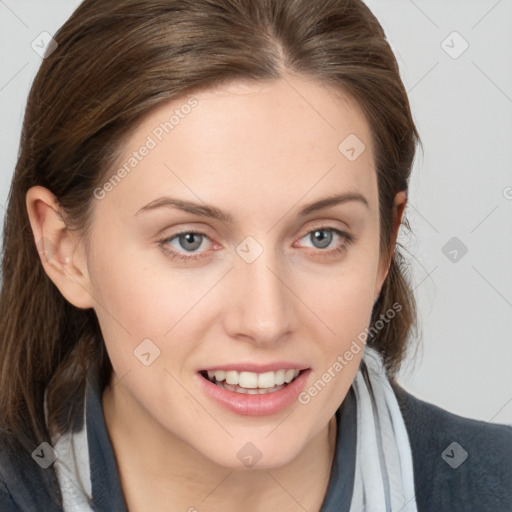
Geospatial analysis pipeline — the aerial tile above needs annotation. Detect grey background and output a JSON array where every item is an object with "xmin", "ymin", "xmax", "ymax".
[{"xmin": 1, "ymin": 0, "xmax": 511, "ymax": 424}]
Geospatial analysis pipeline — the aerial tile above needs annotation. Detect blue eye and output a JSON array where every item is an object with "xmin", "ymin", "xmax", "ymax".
[
  {"xmin": 295, "ymin": 227, "xmax": 354, "ymax": 258},
  {"xmin": 305, "ymin": 228, "xmax": 337, "ymax": 249},
  {"xmin": 160, "ymin": 231, "xmax": 211, "ymax": 262},
  {"xmin": 159, "ymin": 226, "xmax": 354, "ymax": 262},
  {"xmin": 173, "ymin": 232, "xmax": 205, "ymax": 252}
]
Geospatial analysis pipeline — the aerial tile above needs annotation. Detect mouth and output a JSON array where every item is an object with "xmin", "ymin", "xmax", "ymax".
[{"xmin": 199, "ymin": 368, "xmax": 306, "ymax": 395}]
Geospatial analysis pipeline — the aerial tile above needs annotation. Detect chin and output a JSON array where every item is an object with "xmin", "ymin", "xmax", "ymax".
[{"xmin": 198, "ymin": 437, "xmax": 304, "ymax": 471}]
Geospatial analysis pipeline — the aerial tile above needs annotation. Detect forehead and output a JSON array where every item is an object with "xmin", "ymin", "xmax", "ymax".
[{"xmin": 95, "ymin": 74, "xmax": 377, "ymax": 218}]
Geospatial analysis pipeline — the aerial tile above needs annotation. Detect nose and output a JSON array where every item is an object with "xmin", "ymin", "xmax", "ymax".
[{"xmin": 223, "ymin": 245, "xmax": 294, "ymax": 347}]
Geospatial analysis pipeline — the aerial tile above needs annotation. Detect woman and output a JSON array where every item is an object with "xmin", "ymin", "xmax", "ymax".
[{"xmin": 0, "ymin": 0, "xmax": 510, "ymax": 511}]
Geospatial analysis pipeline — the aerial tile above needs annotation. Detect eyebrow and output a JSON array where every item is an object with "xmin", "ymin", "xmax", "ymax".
[{"xmin": 134, "ymin": 192, "xmax": 369, "ymax": 222}]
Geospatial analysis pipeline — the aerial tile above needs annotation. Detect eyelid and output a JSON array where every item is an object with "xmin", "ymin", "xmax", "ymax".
[
  {"xmin": 158, "ymin": 223, "xmax": 354, "ymax": 262},
  {"xmin": 295, "ymin": 220, "xmax": 352, "ymax": 241}
]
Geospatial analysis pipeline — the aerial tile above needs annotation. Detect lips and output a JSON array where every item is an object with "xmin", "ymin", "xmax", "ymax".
[{"xmin": 197, "ymin": 368, "xmax": 311, "ymax": 416}]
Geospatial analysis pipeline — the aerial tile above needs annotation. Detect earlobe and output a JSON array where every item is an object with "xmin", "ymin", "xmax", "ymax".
[{"xmin": 26, "ymin": 186, "xmax": 95, "ymax": 309}]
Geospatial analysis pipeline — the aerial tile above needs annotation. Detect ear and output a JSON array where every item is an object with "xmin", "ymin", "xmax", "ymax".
[
  {"xmin": 374, "ymin": 190, "xmax": 407, "ymax": 302},
  {"xmin": 26, "ymin": 186, "xmax": 95, "ymax": 309}
]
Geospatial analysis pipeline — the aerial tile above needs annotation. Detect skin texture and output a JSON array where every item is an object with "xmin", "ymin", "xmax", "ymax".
[{"xmin": 27, "ymin": 72, "xmax": 406, "ymax": 511}]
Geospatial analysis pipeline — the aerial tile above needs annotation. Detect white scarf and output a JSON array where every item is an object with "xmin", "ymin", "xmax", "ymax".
[
  {"xmin": 45, "ymin": 346, "xmax": 418, "ymax": 511},
  {"xmin": 44, "ymin": 391, "xmax": 92, "ymax": 511},
  {"xmin": 349, "ymin": 345, "xmax": 418, "ymax": 512}
]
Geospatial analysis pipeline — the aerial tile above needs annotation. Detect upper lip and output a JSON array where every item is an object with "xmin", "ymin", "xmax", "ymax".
[{"xmin": 200, "ymin": 362, "xmax": 310, "ymax": 373}]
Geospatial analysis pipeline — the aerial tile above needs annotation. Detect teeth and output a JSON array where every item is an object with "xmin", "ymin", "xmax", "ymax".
[
  {"xmin": 257, "ymin": 371, "xmax": 276, "ymax": 388},
  {"xmin": 274, "ymin": 369, "xmax": 286, "ymax": 385},
  {"xmin": 284, "ymin": 369, "xmax": 296, "ymax": 384},
  {"xmin": 220, "ymin": 381, "xmax": 286, "ymax": 394},
  {"xmin": 225, "ymin": 371, "xmax": 240, "ymax": 386},
  {"xmin": 206, "ymin": 369, "xmax": 301, "ymax": 389}
]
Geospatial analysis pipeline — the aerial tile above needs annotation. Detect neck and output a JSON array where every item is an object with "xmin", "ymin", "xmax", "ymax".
[{"xmin": 102, "ymin": 379, "xmax": 338, "ymax": 512}]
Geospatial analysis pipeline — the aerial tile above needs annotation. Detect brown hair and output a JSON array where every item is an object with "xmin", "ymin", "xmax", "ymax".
[{"xmin": 0, "ymin": 0, "xmax": 421, "ymax": 506}]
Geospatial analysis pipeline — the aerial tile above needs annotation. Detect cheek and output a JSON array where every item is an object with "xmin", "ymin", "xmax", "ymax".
[
  {"xmin": 304, "ymin": 243, "xmax": 380, "ymax": 385},
  {"xmin": 300, "ymin": 282, "xmax": 374, "ymax": 414},
  {"xmin": 86, "ymin": 235, "xmax": 219, "ymax": 376},
  {"xmin": 313, "ymin": 279, "xmax": 373, "ymax": 371},
  {"xmin": 311, "ymin": 250, "xmax": 380, "ymax": 334},
  {"xmin": 88, "ymin": 235, "xmax": 200, "ymax": 332}
]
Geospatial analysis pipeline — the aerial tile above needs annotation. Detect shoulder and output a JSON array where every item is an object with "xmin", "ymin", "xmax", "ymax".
[
  {"xmin": 0, "ymin": 430, "xmax": 63, "ymax": 512},
  {"xmin": 0, "ymin": 478, "xmax": 20, "ymax": 512},
  {"xmin": 0, "ymin": 432, "xmax": 27, "ymax": 511},
  {"xmin": 392, "ymin": 382, "xmax": 512, "ymax": 512}
]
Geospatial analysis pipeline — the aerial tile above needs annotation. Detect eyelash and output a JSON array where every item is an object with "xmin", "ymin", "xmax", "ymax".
[{"xmin": 158, "ymin": 227, "xmax": 354, "ymax": 263}]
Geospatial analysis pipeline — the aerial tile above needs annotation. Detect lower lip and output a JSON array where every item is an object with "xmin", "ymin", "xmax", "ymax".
[{"xmin": 197, "ymin": 370, "xmax": 311, "ymax": 416}]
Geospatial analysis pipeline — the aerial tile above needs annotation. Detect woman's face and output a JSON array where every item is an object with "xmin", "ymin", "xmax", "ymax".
[{"xmin": 83, "ymin": 74, "xmax": 392, "ymax": 468}]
